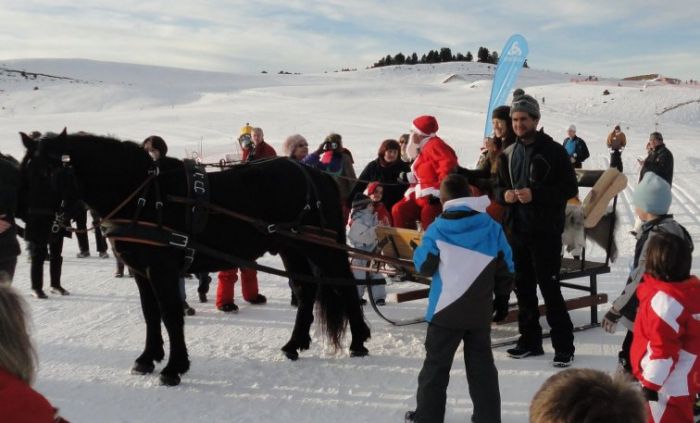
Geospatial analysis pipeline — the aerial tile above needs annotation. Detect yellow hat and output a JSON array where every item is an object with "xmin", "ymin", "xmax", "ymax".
[{"xmin": 240, "ymin": 123, "xmax": 253, "ymax": 136}]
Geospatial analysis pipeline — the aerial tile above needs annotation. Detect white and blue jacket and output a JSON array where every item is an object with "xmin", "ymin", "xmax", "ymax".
[{"xmin": 414, "ymin": 197, "xmax": 514, "ymax": 330}]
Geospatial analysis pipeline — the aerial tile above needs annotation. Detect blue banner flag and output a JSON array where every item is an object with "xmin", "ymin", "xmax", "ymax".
[{"xmin": 483, "ymin": 34, "xmax": 529, "ymax": 137}]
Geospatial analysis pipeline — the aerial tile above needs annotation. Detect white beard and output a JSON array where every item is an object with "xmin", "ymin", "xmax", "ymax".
[{"xmin": 406, "ymin": 141, "xmax": 419, "ymax": 161}]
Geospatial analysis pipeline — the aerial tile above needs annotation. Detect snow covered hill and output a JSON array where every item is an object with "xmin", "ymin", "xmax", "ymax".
[{"xmin": 1, "ymin": 58, "xmax": 699, "ymax": 422}]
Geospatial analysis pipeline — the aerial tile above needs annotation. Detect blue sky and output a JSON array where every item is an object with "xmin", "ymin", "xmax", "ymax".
[{"xmin": 1, "ymin": 0, "xmax": 698, "ymax": 79}]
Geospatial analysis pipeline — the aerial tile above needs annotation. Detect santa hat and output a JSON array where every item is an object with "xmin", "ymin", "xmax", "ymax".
[
  {"xmin": 412, "ymin": 115, "xmax": 439, "ymax": 137},
  {"xmin": 364, "ymin": 181, "xmax": 380, "ymax": 196}
]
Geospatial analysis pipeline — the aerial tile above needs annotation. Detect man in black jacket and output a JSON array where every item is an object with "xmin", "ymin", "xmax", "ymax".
[
  {"xmin": 493, "ymin": 92, "xmax": 579, "ymax": 367},
  {"xmin": 638, "ymin": 132, "xmax": 673, "ymax": 185},
  {"xmin": 0, "ymin": 151, "xmax": 21, "ymax": 282}
]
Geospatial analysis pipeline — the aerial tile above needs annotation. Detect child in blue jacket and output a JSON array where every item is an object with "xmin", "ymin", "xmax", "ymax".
[{"xmin": 406, "ymin": 174, "xmax": 514, "ymax": 423}]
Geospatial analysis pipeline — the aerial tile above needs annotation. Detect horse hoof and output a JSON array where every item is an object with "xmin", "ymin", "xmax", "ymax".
[
  {"xmin": 281, "ymin": 342, "xmax": 300, "ymax": 361},
  {"xmin": 282, "ymin": 349, "xmax": 299, "ymax": 361},
  {"xmin": 131, "ymin": 361, "xmax": 155, "ymax": 375},
  {"xmin": 160, "ymin": 373, "xmax": 181, "ymax": 386},
  {"xmin": 350, "ymin": 345, "xmax": 369, "ymax": 357}
]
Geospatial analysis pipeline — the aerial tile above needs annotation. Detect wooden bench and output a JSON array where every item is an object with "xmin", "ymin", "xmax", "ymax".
[{"xmin": 375, "ymin": 169, "xmax": 625, "ymax": 333}]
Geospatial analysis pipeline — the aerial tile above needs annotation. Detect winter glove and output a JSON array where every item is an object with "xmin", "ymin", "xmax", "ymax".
[
  {"xmin": 602, "ymin": 308, "xmax": 622, "ymax": 333},
  {"xmin": 428, "ymin": 195, "xmax": 441, "ymax": 205},
  {"xmin": 492, "ymin": 295, "xmax": 510, "ymax": 322},
  {"xmin": 398, "ymin": 172, "xmax": 417, "ymax": 184},
  {"xmin": 642, "ymin": 386, "xmax": 659, "ymax": 402}
]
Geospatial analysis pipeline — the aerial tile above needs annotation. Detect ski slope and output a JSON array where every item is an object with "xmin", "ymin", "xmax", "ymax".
[{"xmin": 1, "ymin": 58, "xmax": 699, "ymax": 422}]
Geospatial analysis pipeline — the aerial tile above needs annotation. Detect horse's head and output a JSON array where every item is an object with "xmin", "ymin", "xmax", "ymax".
[{"xmin": 19, "ymin": 129, "xmax": 82, "ymax": 241}]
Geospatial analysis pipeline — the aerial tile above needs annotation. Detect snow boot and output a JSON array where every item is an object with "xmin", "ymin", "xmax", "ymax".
[
  {"xmin": 32, "ymin": 289, "xmax": 48, "ymax": 299},
  {"xmin": 217, "ymin": 303, "xmax": 238, "ymax": 313},
  {"xmin": 50, "ymin": 286, "xmax": 70, "ymax": 296},
  {"xmin": 247, "ymin": 293, "xmax": 267, "ymax": 305}
]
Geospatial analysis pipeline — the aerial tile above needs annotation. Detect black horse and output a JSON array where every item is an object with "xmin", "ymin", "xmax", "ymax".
[{"xmin": 19, "ymin": 130, "xmax": 370, "ymax": 386}]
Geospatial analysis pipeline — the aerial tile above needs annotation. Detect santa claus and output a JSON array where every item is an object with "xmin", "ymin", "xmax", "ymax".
[{"xmin": 392, "ymin": 115, "xmax": 459, "ymax": 230}]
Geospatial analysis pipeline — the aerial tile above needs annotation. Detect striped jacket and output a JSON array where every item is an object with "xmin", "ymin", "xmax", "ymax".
[
  {"xmin": 413, "ymin": 197, "xmax": 514, "ymax": 330},
  {"xmin": 631, "ymin": 274, "xmax": 700, "ymax": 398}
]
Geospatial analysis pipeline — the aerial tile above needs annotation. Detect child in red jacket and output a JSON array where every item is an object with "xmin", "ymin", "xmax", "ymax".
[{"xmin": 631, "ymin": 232, "xmax": 700, "ymax": 423}]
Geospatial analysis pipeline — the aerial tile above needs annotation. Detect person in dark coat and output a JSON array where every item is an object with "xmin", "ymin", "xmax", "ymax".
[
  {"xmin": 73, "ymin": 202, "xmax": 109, "ymax": 259},
  {"xmin": 303, "ymin": 133, "xmax": 356, "ymax": 222},
  {"xmin": 493, "ymin": 92, "xmax": 579, "ymax": 367},
  {"xmin": 0, "ymin": 151, "xmax": 21, "ymax": 282},
  {"xmin": 638, "ymin": 131, "xmax": 673, "ymax": 185},
  {"xmin": 562, "ymin": 124, "xmax": 590, "ymax": 169},
  {"xmin": 348, "ymin": 139, "xmax": 410, "ymax": 213},
  {"xmin": 22, "ymin": 132, "xmax": 69, "ymax": 298}
]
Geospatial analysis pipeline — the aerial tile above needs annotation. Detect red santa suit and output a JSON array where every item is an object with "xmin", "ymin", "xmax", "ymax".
[
  {"xmin": 631, "ymin": 274, "xmax": 700, "ymax": 423},
  {"xmin": 392, "ymin": 116, "xmax": 458, "ymax": 229}
]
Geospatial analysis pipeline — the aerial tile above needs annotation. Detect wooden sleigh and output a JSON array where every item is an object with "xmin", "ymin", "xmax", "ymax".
[{"xmin": 370, "ymin": 169, "xmax": 627, "ymax": 341}]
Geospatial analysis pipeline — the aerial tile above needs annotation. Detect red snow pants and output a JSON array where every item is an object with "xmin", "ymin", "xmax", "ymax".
[
  {"xmin": 216, "ymin": 268, "xmax": 258, "ymax": 307},
  {"xmin": 391, "ymin": 194, "xmax": 442, "ymax": 230}
]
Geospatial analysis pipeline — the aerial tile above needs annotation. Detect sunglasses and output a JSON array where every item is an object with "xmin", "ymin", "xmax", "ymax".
[{"xmin": 297, "ymin": 143, "xmax": 308, "ymax": 147}]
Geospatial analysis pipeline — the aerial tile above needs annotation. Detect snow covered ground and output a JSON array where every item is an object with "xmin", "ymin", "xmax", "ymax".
[{"xmin": 1, "ymin": 58, "xmax": 699, "ymax": 422}]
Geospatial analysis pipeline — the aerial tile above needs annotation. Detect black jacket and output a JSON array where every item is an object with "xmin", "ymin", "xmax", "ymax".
[
  {"xmin": 563, "ymin": 136, "xmax": 590, "ymax": 166},
  {"xmin": 0, "ymin": 154, "xmax": 21, "ymax": 259},
  {"xmin": 348, "ymin": 158, "xmax": 410, "ymax": 211},
  {"xmin": 640, "ymin": 144, "xmax": 673, "ymax": 185},
  {"xmin": 493, "ymin": 129, "xmax": 579, "ymax": 236}
]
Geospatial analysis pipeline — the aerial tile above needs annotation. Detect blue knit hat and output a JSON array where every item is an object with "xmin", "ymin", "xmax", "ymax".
[{"xmin": 633, "ymin": 172, "xmax": 672, "ymax": 215}]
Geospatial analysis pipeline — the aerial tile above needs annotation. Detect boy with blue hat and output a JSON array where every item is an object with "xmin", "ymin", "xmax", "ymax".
[{"xmin": 602, "ymin": 172, "xmax": 694, "ymax": 374}]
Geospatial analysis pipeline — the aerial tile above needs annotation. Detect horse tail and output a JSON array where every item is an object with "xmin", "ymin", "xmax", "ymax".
[{"xmin": 316, "ymin": 283, "xmax": 348, "ymax": 351}]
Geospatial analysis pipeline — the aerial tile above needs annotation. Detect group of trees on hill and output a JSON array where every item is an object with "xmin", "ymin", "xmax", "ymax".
[{"xmin": 371, "ymin": 46, "xmax": 503, "ymax": 68}]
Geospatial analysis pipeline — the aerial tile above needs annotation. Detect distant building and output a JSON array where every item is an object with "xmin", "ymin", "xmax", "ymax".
[{"xmin": 623, "ymin": 74, "xmax": 681, "ymax": 85}]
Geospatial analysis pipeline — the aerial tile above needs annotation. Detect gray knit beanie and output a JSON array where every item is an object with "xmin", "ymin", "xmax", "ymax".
[{"xmin": 511, "ymin": 93, "xmax": 541, "ymax": 119}]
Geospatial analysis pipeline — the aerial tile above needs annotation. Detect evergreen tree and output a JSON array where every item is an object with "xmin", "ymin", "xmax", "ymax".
[
  {"xmin": 394, "ymin": 52, "xmax": 406, "ymax": 65},
  {"xmin": 489, "ymin": 51, "xmax": 499, "ymax": 64},
  {"xmin": 477, "ymin": 47, "xmax": 490, "ymax": 63},
  {"xmin": 465, "ymin": 51, "xmax": 473, "ymax": 62},
  {"xmin": 385, "ymin": 54, "xmax": 393, "ymax": 66},
  {"xmin": 439, "ymin": 47, "xmax": 453, "ymax": 62},
  {"xmin": 411, "ymin": 52, "xmax": 418, "ymax": 64},
  {"xmin": 455, "ymin": 53, "xmax": 465, "ymax": 61},
  {"xmin": 420, "ymin": 54, "xmax": 427, "ymax": 63}
]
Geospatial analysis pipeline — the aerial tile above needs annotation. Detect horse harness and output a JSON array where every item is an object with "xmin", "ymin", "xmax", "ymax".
[
  {"xmin": 41, "ymin": 153, "xmax": 414, "ymax": 324},
  {"xmin": 98, "ymin": 158, "xmax": 345, "ymax": 278}
]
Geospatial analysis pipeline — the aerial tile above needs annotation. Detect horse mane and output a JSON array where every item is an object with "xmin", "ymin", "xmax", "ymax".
[{"xmin": 67, "ymin": 132, "xmax": 144, "ymax": 156}]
